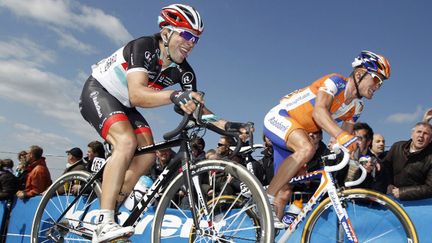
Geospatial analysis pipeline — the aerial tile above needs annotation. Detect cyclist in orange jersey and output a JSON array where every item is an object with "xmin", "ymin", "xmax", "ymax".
[{"xmin": 263, "ymin": 50, "xmax": 391, "ymax": 228}]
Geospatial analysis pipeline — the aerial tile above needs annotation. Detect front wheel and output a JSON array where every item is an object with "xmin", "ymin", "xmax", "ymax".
[
  {"xmin": 151, "ymin": 159, "xmax": 274, "ymax": 243},
  {"xmin": 302, "ymin": 188, "xmax": 418, "ymax": 243},
  {"xmin": 31, "ymin": 170, "xmax": 102, "ymax": 243}
]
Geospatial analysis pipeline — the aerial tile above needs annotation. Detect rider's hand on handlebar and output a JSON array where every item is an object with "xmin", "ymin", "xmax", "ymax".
[
  {"xmin": 336, "ymin": 131, "xmax": 359, "ymax": 153},
  {"xmin": 170, "ymin": 90, "xmax": 203, "ymax": 114}
]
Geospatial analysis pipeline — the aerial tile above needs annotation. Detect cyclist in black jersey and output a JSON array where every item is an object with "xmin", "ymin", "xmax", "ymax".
[{"xmin": 79, "ymin": 4, "xmax": 242, "ymax": 242}]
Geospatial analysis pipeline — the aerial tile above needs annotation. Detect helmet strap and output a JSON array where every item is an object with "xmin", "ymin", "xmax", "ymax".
[
  {"xmin": 163, "ymin": 29, "xmax": 175, "ymax": 62},
  {"xmin": 353, "ymin": 70, "xmax": 368, "ymax": 99}
]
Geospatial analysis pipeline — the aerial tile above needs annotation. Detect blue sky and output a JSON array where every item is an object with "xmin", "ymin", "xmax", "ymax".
[{"xmin": 0, "ymin": 0, "xmax": 431, "ymax": 179}]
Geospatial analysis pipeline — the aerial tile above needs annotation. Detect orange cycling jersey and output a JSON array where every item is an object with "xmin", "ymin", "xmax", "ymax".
[{"xmin": 264, "ymin": 73, "xmax": 364, "ymax": 143}]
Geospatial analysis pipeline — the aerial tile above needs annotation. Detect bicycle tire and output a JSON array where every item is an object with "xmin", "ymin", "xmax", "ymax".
[
  {"xmin": 31, "ymin": 170, "xmax": 102, "ymax": 243},
  {"xmin": 301, "ymin": 188, "xmax": 418, "ymax": 243},
  {"xmin": 151, "ymin": 159, "xmax": 274, "ymax": 243}
]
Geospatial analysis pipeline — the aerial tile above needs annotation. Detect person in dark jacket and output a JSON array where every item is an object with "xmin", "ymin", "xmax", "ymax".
[
  {"xmin": 64, "ymin": 147, "xmax": 86, "ymax": 173},
  {"xmin": 383, "ymin": 121, "xmax": 432, "ymax": 200},
  {"xmin": 0, "ymin": 159, "xmax": 18, "ymax": 200},
  {"xmin": 259, "ymin": 135, "xmax": 274, "ymax": 186},
  {"xmin": 56, "ymin": 147, "xmax": 87, "ymax": 195}
]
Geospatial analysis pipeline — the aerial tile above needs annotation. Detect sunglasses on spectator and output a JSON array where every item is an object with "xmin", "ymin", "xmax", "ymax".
[
  {"xmin": 217, "ymin": 143, "xmax": 228, "ymax": 147},
  {"xmin": 368, "ymin": 72, "xmax": 383, "ymax": 88},
  {"xmin": 172, "ymin": 27, "xmax": 200, "ymax": 44}
]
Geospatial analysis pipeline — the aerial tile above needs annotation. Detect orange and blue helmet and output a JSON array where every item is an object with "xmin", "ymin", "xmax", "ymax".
[
  {"xmin": 352, "ymin": 50, "xmax": 391, "ymax": 80},
  {"xmin": 158, "ymin": 4, "xmax": 204, "ymax": 35}
]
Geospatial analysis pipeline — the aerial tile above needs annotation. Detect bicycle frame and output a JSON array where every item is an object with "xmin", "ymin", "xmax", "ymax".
[
  {"xmin": 49, "ymin": 101, "xmax": 250, "ymax": 240},
  {"xmin": 53, "ymin": 128, "xmax": 213, "ymax": 241},
  {"xmin": 277, "ymin": 149, "xmax": 360, "ymax": 243},
  {"xmin": 123, "ymin": 130, "xmax": 210, "ymax": 230}
]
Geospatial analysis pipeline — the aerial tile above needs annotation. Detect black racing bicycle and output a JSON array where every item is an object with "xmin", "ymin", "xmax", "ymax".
[{"xmin": 31, "ymin": 101, "xmax": 274, "ymax": 243}]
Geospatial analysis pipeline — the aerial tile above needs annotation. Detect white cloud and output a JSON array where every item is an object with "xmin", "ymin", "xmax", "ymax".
[
  {"xmin": 0, "ymin": 38, "xmax": 56, "ymax": 68},
  {"xmin": 385, "ymin": 106, "xmax": 424, "ymax": 124},
  {"xmin": 51, "ymin": 27, "xmax": 95, "ymax": 54},
  {"xmin": 0, "ymin": 59, "xmax": 98, "ymax": 142},
  {"xmin": 0, "ymin": 0, "xmax": 132, "ymax": 46},
  {"xmin": 0, "ymin": 116, "xmax": 6, "ymax": 123},
  {"xmin": 14, "ymin": 122, "xmax": 73, "ymax": 150},
  {"xmin": 0, "ymin": 0, "xmax": 73, "ymax": 27},
  {"xmin": 75, "ymin": 5, "xmax": 133, "ymax": 45}
]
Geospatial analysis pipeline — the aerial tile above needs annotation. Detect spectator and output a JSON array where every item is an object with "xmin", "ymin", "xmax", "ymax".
[
  {"xmin": 370, "ymin": 133, "xmax": 387, "ymax": 160},
  {"xmin": 259, "ymin": 135, "xmax": 274, "ymax": 186},
  {"xmin": 0, "ymin": 159, "xmax": 19, "ymax": 200},
  {"xmin": 16, "ymin": 145, "xmax": 52, "ymax": 199},
  {"xmin": 384, "ymin": 122, "xmax": 432, "ymax": 200},
  {"xmin": 149, "ymin": 148, "xmax": 174, "ymax": 182},
  {"xmin": 345, "ymin": 123, "xmax": 374, "ymax": 181},
  {"xmin": 345, "ymin": 122, "xmax": 386, "ymax": 191},
  {"xmin": 64, "ymin": 147, "xmax": 86, "ymax": 173},
  {"xmin": 240, "ymin": 147, "xmax": 266, "ymax": 186},
  {"xmin": 86, "ymin": 141, "xmax": 106, "ymax": 172},
  {"xmin": 15, "ymin": 150, "xmax": 28, "ymax": 190},
  {"xmin": 216, "ymin": 136, "xmax": 235, "ymax": 159},
  {"xmin": 15, "ymin": 151, "xmax": 27, "ymax": 176},
  {"xmin": 205, "ymin": 149, "xmax": 218, "ymax": 160},
  {"xmin": 55, "ymin": 147, "xmax": 87, "ymax": 195},
  {"xmin": 191, "ymin": 136, "xmax": 206, "ymax": 161}
]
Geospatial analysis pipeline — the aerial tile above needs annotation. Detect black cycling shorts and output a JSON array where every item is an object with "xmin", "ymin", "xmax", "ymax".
[{"xmin": 79, "ymin": 76, "xmax": 153, "ymax": 140}]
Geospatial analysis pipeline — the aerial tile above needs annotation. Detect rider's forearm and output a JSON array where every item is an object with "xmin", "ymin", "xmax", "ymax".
[
  {"xmin": 129, "ymin": 88, "xmax": 174, "ymax": 108},
  {"xmin": 212, "ymin": 119, "xmax": 227, "ymax": 130},
  {"xmin": 201, "ymin": 106, "xmax": 227, "ymax": 130},
  {"xmin": 312, "ymin": 106, "xmax": 344, "ymax": 138}
]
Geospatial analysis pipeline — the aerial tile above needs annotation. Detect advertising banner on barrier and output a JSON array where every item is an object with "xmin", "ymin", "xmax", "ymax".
[{"xmin": 3, "ymin": 196, "xmax": 431, "ymax": 242}]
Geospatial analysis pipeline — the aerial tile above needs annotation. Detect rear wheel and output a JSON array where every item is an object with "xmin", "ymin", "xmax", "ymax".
[
  {"xmin": 31, "ymin": 170, "xmax": 102, "ymax": 243},
  {"xmin": 151, "ymin": 159, "xmax": 274, "ymax": 243},
  {"xmin": 302, "ymin": 188, "xmax": 418, "ymax": 243}
]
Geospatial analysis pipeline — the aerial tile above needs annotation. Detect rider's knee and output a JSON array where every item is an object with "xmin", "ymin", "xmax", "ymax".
[
  {"xmin": 295, "ymin": 143, "xmax": 315, "ymax": 163},
  {"xmin": 115, "ymin": 134, "xmax": 138, "ymax": 157}
]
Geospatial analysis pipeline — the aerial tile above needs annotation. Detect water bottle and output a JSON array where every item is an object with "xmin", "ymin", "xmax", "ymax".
[
  {"xmin": 282, "ymin": 198, "xmax": 303, "ymax": 226},
  {"xmin": 124, "ymin": 176, "xmax": 153, "ymax": 211}
]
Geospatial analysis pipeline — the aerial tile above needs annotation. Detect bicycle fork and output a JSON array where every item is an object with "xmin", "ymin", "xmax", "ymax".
[{"xmin": 327, "ymin": 185, "xmax": 358, "ymax": 243}]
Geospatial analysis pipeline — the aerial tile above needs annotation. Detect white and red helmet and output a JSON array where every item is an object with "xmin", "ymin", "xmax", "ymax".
[{"xmin": 158, "ymin": 4, "xmax": 204, "ymax": 35}]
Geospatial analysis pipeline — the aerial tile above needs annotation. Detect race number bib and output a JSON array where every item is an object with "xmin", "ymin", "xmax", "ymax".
[{"xmin": 91, "ymin": 157, "xmax": 107, "ymax": 173}]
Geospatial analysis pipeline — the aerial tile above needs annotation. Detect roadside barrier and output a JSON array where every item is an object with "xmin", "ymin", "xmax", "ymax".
[{"xmin": 1, "ymin": 196, "xmax": 431, "ymax": 242}]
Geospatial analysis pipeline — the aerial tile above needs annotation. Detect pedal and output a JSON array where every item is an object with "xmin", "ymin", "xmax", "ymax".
[{"xmin": 107, "ymin": 236, "xmax": 132, "ymax": 243}]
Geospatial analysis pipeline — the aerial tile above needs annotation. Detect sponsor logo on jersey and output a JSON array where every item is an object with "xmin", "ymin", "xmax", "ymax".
[
  {"xmin": 331, "ymin": 76, "xmax": 346, "ymax": 90},
  {"xmin": 182, "ymin": 72, "xmax": 194, "ymax": 84},
  {"xmin": 268, "ymin": 117, "xmax": 289, "ymax": 132},
  {"xmin": 90, "ymin": 91, "xmax": 103, "ymax": 118},
  {"xmin": 144, "ymin": 51, "xmax": 151, "ymax": 62},
  {"xmin": 283, "ymin": 89, "xmax": 314, "ymax": 109}
]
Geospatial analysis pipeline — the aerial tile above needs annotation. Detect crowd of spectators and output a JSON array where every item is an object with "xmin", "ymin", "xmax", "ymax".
[
  {"xmin": 1, "ymin": 109, "xmax": 431, "ymax": 204},
  {"xmin": 0, "ymin": 141, "xmax": 106, "ymax": 201}
]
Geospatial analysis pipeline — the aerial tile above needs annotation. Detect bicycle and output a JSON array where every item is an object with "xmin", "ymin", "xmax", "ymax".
[
  {"xmin": 275, "ymin": 146, "xmax": 418, "ymax": 243},
  {"xmin": 30, "ymin": 101, "xmax": 274, "ymax": 243}
]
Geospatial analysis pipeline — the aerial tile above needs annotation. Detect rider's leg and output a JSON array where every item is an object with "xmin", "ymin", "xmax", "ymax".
[
  {"xmin": 274, "ymin": 184, "xmax": 292, "ymax": 219},
  {"xmin": 267, "ymin": 129, "xmax": 315, "ymax": 212},
  {"xmin": 274, "ymin": 163, "xmax": 308, "ymax": 218},
  {"xmin": 101, "ymin": 121, "xmax": 137, "ymax": 210},
  {"xmin": 118, "ymin": 131, "xmax": 156, "ymax": 203},
  {"xmin": 92, "ymin": 121, "xmax": 136, "ymax": 243}
]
